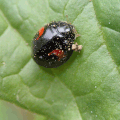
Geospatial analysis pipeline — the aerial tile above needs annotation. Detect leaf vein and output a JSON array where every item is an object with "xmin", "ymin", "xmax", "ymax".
[
  {"xmin": 72, "ymin": 2, "xmax": 90, "ymax": 24},
  {"xmin": 92, "ymin": 2, "xmax": 120, "ymax": 73},
  {"xmin": 0, "ymin": 9, "xmax": 31, "ymax": 47}
]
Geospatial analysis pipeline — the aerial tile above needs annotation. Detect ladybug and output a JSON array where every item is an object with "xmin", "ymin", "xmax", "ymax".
[{"xmin": 32, "ymin": 21, "xmax": 82, "ymax": 68}]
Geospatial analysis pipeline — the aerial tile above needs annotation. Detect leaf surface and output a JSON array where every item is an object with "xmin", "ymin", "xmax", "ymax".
[{"xmin": 0, "ymin": 0, "xmax": 120, "ymax": 119}]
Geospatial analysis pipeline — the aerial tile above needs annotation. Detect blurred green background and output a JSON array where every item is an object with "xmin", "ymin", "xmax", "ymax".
[{"xmin": 0, "ymin": 100, "xmax": 46, "ymax": 120}]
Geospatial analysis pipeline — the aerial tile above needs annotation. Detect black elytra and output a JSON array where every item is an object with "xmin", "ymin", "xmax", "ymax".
[{"xmin": 32, "ymin": 21, "xmax": 82, "ymax": 68}]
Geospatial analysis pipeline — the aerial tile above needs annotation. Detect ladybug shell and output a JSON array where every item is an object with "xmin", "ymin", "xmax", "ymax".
[{"xmin": 32, "ymin": 21, "xmax": 75, "ymax": 68}]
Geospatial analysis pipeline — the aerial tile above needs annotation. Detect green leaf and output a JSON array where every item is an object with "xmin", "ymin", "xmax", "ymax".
[{"xmin": 0, "ymin": 0, "xmax": 120, "ymax": 120}]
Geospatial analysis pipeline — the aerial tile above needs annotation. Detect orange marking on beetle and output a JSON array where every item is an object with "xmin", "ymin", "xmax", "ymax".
[
  {"xmin": 36, "ymin": 27, "xmax": 44, "ymax": 40},
  {"xmin": 48, "ymin": 49, "xmax": 66, "ymax": 61}
]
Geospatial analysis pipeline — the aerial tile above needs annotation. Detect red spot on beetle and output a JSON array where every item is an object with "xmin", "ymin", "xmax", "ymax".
[
  {"xmin": 48, "ymin": 49, "xmax": 66, "ymax": 61},
  {"xmin": 36, "ymin": 27, "xmax": 44, "ymax": 40}
]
